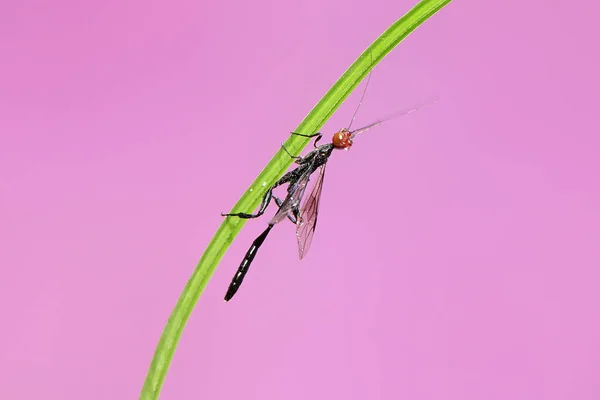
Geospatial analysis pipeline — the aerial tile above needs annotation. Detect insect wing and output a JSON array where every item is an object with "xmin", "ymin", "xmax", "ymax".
[
  {"xmin": 296, "ymin": 163, "xmax": 327, "ymax": 260},
  {"xmin": 269, "ymin": 164, "xmax": 314, "ymax": 226}
]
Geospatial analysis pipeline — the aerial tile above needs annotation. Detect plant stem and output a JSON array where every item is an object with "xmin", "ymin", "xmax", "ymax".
[{"xmin": 140, "ymin": 1, "xmax": 452, "ymax": 398}]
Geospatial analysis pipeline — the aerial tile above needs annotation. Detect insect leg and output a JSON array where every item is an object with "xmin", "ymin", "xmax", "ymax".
[
  {"xmin": 274, "ymin": 196, "xmax": 298, "ymax": 224},
  {"xmin": 224, "ymin": 224, "xmax": 274, "ymax": 301},
  {"xmin": 291, "ymin": 132, "xmax": 323, "ymax": 148},
  {"xmin": 221, "ymin": 186, "xmax": 274, "ymax": 219},
  {"xmin": 281, "ymin": 143, "xmax": 302, "ymax": 160},
  {"xmin": 291, "ymin": 206, "xmax": 300, "ymax": 223}
]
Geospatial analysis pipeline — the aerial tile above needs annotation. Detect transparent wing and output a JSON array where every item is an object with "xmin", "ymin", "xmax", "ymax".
[
  {"xmin": 269, "ymin": 161, "xmax": 316, "ymax": 226},
  {"xmin": 296, "ymin": 163, "xmax": 327, "ymax": 260}
]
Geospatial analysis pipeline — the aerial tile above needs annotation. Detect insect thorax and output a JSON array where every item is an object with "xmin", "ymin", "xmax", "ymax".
[{"xmin": 312, "ymin": 144, "xmax": 334, "ymax": 169}]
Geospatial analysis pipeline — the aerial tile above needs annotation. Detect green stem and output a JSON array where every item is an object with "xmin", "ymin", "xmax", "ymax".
[{"xmin": 140, "ymin": 0, "xmax": 452, "ymax": 398}]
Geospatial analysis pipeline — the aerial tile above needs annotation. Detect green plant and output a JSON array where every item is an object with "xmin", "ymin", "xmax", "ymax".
[{"xmin": 140, "ymin": 1, "xmax": 452, "ymax": 398}]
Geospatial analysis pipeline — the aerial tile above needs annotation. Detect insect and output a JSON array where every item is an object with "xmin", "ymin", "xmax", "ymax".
[{"xmin": 221, "ymin": 70, "xmax": 436, "ymax": 302}]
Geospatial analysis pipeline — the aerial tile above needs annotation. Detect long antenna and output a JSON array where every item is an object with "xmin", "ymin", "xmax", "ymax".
[
  {"xmin": 349, "ymin": 95, "xmax": 440, "ymax": 139},
  {"xmin": 347, "ymin": 50, "xmax": 374, "ymax": 131}
]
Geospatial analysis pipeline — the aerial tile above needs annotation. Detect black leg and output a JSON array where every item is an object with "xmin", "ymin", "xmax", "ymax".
[
  {"xmin": 291, "ymin": 131, "xmax": 323, "ymax": 148},
  {"xmin": 281, "ymin": 143, "xmax": 302, "ymax": 160},
  {"xmin": 292, "ymin": 206, "xmax": 300, "ymax": 223},
  {"xmin": 221, "ymin": 186, "xmax": 274, "ymax": 219},
  {"xmin": 291, "ymin": 131, "xmax": 321, "ymax": 138},
  {"xmin": 274, "ymin": 196, "xmax": 298, "ymax": 224}
]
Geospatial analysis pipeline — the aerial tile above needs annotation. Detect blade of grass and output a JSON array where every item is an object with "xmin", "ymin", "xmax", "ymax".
[{"xmin": 140, "ymin": 0, "xmax": 452, "ymax": 398}]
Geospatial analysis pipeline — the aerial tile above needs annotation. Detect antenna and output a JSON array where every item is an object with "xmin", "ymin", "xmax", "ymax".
[
  {"xmin": 349, "ymin": 95, "xmax": 440, "ymax": 139},
  {"xmin": 347, "ymin": 50, "xmax": 374, "ymax": 131}
]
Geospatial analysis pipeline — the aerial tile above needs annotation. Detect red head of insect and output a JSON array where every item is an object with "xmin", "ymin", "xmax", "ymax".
[{"xmin": 332, "ymin": 128, "xmax": 353, "ymax": 150}]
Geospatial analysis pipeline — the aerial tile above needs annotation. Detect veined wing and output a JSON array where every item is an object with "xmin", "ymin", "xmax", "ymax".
[
  {"xmin": 296, "ymin": 163, "xmax": 327, "ymax": 260},
  {"xmin": 269, "ymin": 160, "xmax": 316, "ymax": 226}
]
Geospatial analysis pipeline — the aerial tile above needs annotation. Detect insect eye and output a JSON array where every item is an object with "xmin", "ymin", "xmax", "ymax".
[{"xmin": 332, "ymin": 132, "xmax": 346, "ymax": 148}]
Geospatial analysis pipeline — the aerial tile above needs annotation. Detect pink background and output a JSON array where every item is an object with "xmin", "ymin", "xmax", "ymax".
[{"xmin": 2, "ymin": 0, "xmax": 599, "ymax": 399}]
